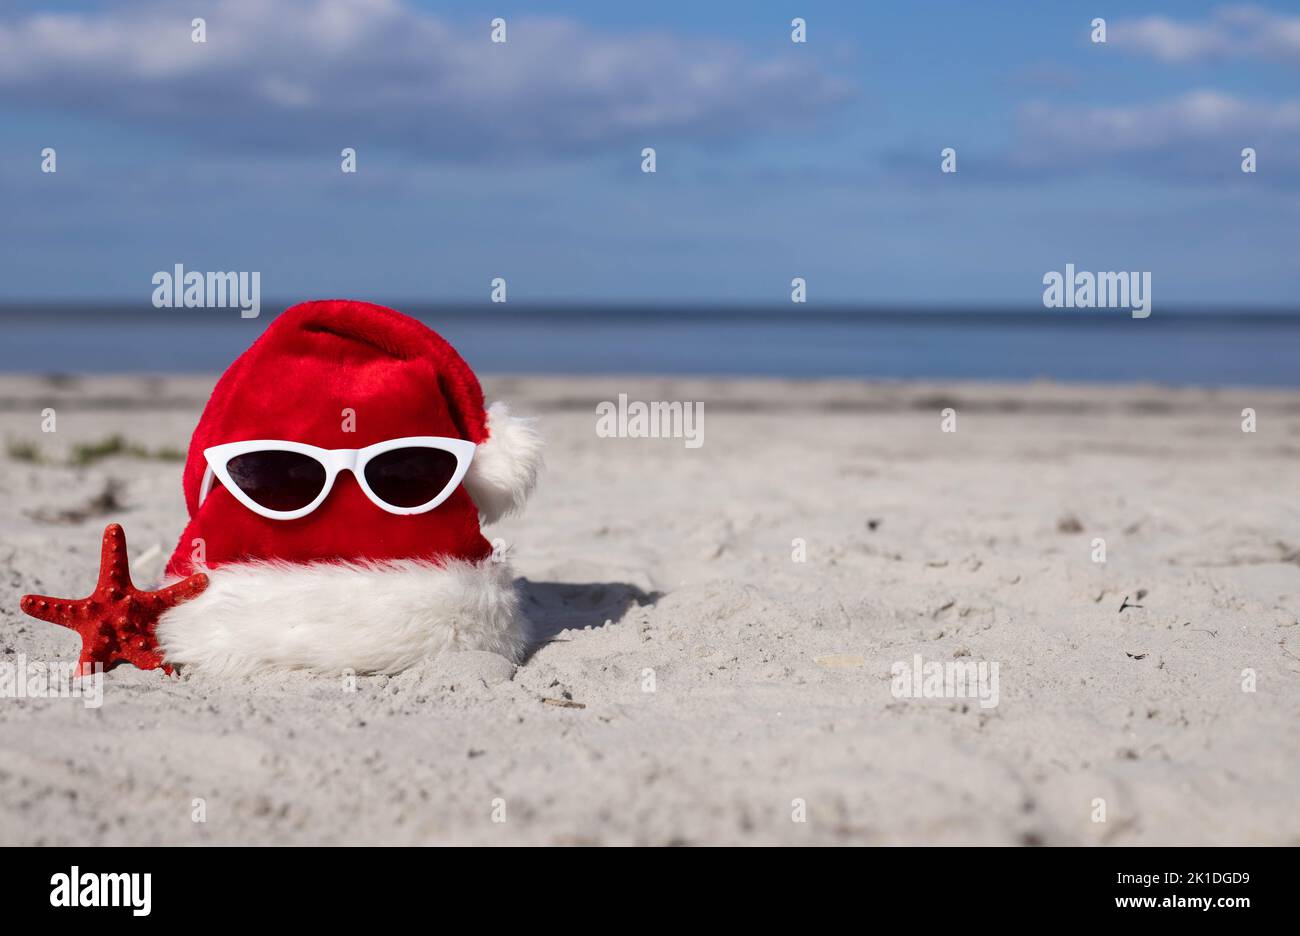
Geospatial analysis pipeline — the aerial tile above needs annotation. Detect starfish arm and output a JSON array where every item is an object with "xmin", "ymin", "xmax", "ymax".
[
  {"xmin": 153, "ymin": 572, "xmax": 209, "ymax": 605},
  {"xmin": 18, "ymin": 594, "xmax": 81, "ymax": 626},
  {"xmin": 96, "ymin": 523, "xmax": 131, "ymax": 595},
  {"xmin": 74, "ymin": 657, "xmax": 102, "ymax": 678}
]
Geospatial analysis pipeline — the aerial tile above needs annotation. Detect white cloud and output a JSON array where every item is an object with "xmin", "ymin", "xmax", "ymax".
[
  {"xmin": 0, "ymin": 0, "xmax": 851, "ymax": 160},
  {"xmin": 1110, "ymin": 5, "xmax": 1300, "ymax": 64},
  {"xmin": 1010, "ymin": 91, "xmax": 1300, "ymax": 177}
]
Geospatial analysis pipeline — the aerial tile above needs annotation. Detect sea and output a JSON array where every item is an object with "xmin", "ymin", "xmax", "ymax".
[{"xmin": 1, "ymin": 303, "xmax": 1297, "ymax": 387}]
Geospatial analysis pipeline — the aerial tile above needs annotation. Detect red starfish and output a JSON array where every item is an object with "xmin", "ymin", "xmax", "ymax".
[{"xmin": 19, "ymin": 523, "xmax": 208, "ymax": 675}]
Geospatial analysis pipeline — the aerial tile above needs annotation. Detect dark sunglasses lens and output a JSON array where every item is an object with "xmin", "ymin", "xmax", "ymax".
[
  {"xmin": 364, "ymin": 447, "xmax": 459, "ymax": 508},
  {"xmin": 225, "ymin": 451, "xmax": 327, "ymax": 512}
]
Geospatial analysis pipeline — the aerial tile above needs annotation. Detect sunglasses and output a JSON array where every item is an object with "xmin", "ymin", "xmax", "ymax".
[{"xmin": 199, "ymin": 437, "xmax": 476, "ymax": 520}]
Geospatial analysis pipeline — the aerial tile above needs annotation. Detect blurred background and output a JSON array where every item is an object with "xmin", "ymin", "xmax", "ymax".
[{"xmin": 1, "ymin": 0, "xmax": 1297, "ymax": 384}]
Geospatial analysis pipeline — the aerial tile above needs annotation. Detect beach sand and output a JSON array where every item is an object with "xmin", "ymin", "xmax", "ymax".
[{"xmin": 1, "ymin": 373, "xmax": 1297, "ymax": 845}]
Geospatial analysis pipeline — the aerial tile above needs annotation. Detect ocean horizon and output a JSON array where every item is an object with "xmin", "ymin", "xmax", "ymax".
[{"xmin": 3, "ymin": 302, "xmax": 1298, "ymax": 387}]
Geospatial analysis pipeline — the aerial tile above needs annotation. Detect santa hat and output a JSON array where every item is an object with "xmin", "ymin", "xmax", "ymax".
[{"xmin": 156, "ymin": 300, "xmax": 542, "ymax": 675}]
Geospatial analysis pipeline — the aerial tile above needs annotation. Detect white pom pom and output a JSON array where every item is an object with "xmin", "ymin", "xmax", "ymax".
[{"xmin": 464, "ymin": 402, "xmax": 543, "ymax": 524}]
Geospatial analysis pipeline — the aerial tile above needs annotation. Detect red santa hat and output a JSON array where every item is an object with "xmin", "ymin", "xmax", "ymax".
[{"xmin": 156, "ymin": 300, "xmax": 542, "ymax": 675}]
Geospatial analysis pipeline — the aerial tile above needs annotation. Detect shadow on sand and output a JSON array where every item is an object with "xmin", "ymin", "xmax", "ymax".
[{"xmin": 518, "ymin": 578, "xmax": 660, "ymax": 661}]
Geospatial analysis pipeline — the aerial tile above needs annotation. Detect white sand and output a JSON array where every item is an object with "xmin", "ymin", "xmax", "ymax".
[{"xmin": 1, "ymin": 374, "xmax": 1297, "ymax": 845}]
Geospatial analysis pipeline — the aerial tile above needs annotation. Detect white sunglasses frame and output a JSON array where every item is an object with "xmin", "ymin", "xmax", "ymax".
[{"xmin": 200, "ymin": 436, "xmax": 477, "ymax": 521}]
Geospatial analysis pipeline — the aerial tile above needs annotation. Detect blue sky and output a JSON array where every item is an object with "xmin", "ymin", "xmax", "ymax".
[{"xmin": 1, "ymin": 0, "xmax": 1297, "ymax": 306}]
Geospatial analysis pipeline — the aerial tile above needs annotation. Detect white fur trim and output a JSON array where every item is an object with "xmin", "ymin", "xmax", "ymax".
[
  {"xmin": 156, "ymin": 559, "xmax": 527, "ymax": 676},
  {"xmin": 464, "ymin": 401, "xmax": 543, "ymax": 524}
]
